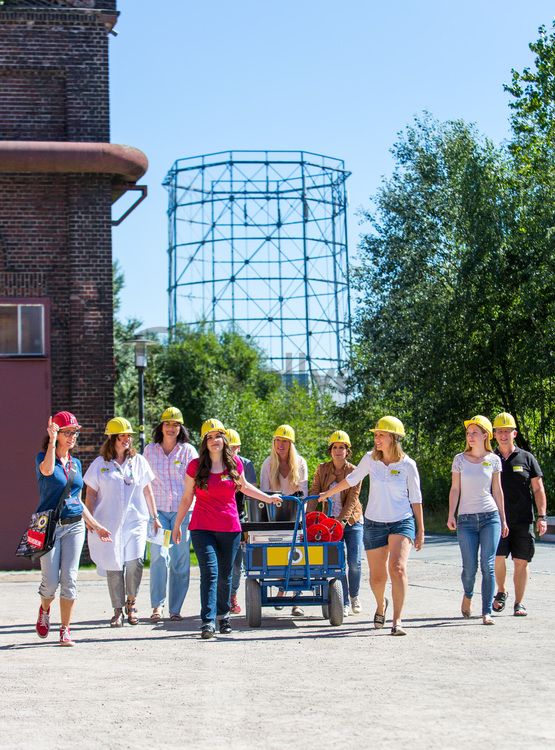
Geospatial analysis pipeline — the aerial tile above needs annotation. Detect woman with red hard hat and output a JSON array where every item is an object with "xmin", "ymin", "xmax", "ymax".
[
  {"xmin": 84, "ymin": 417, "xmax": 161, "ymax": 627},
  {"xmin": 319, "ymin": 417, "xmax": 424, "ymax": 636},
  {"xmin": 35, "ymin": 412, "xmax": 111, "ymax": 646},
  {"xmin": 308, "ymin": 430, "xmax": 363, "ymax": 619},
  {"xmin": 172, "ymin": 419, "xmax": 278, "ymax": 639},
  {"xmin": 447, "ymin": 415, "xmax": 508, "ymax": 625},
  {"xmin": 260, "ymin": 424, "xmax": 309, "ymax": 616}
]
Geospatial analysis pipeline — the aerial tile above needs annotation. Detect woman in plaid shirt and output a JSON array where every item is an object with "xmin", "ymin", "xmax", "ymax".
[{"xmin": 144, "ymin": 407, "xmax": 198, "ymax": 621}]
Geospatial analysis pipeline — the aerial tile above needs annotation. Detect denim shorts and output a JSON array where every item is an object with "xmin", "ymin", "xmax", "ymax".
[{"xmin": 363, "ymin": 516, "xmax": 416, "ymax": 551}]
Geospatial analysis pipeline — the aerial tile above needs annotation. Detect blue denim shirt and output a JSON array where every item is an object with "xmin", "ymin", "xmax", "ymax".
[{"xmin": 35, "ymin": 452, "xmax": 84, "ymax": 519}]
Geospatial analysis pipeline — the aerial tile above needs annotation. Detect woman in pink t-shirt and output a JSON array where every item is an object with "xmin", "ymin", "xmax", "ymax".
[{"xmin": 172, "ymin": 418, "xmax": 277, "ymax": 639}]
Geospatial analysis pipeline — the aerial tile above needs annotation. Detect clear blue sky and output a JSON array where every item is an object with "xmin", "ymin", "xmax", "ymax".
[{"xmin": 110, "ymin": 0, "xmax": 554, "ymax": 329}]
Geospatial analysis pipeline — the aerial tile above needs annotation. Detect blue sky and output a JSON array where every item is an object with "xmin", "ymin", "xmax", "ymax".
[{"xmin": 110, "ymin": 0, "xmax": 554, "ymax": 329}]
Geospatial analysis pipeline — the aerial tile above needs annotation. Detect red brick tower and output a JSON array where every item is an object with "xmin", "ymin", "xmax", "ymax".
[{"xmin": 0, "ymin": 0, "xmax": 147, "ymax": 567}]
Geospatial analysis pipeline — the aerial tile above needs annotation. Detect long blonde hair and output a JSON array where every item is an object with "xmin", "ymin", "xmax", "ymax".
[
  {"xmin": 371, "ymin": 433, "xmax": 404, "ymax": 463},
  {"xmin": 464, "ymin": 425, "xmax": 492, "ymax": 453},
  {"xmin": 268, "ymin": 439, "xmax": 302, "ymax": 491}
]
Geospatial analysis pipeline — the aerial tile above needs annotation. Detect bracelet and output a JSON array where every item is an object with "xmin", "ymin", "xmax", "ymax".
[{"xmin": 150, "ymin": 514, "xmax": 159, "ymax": 520}]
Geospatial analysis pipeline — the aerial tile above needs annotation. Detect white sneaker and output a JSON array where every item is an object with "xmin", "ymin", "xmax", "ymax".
[
  {"xmin": 343, "ymin": 606, "xmax": 350, "ymax": 618},
  {"xmin": 350, "ymin": 596, "xmax": 361, "ymax": 614}
]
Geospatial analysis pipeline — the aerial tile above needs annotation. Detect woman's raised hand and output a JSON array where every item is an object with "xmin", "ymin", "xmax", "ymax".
[{"xmin": 47, "ymin": 416, "xmax": 59, "ymax": 445}]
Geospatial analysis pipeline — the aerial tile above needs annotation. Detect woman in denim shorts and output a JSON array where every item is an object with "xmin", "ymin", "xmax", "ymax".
[
  {"xmin": 447, "ymin": 415, "xmax": 508, "ymax": 625},
  {"xmin": 320, "ymin": 416, "xmax": 424, "ymax": 636}
]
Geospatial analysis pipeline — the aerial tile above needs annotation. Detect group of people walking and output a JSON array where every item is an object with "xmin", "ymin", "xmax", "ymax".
[{"xmin": 32, "ymin": 406, "xmax": 547, "ymax": 645}]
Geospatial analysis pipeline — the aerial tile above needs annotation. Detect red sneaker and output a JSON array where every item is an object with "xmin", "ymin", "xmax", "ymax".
[
  {"xmin": 59, "ymin": 625, "xmax": 75, "ymax": 647},
  {"xmin": 230, "ymin": 594, "xmax": 241, "ymax": 614},
  {"xmin": 36, "ymin": 605, "xmax": 50, "ymax": 639}
]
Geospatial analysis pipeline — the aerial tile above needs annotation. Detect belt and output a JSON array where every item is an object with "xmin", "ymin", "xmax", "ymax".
[{"xmin": 59, "ymin": 515, "xmax": 83, "ymax": 526}]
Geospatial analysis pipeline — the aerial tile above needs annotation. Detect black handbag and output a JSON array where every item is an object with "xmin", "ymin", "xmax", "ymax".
[{"xmin": 16, "ymin": 465, "xmax": 77, "ymax": 560}]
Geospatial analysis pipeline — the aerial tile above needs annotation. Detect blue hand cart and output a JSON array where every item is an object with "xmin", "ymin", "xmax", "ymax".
[{"xmin": 243, "ymin": 495, "xmax": 346, "ymax": 627}]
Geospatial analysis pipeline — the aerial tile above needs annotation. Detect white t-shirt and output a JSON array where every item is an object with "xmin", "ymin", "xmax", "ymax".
[
  {"xmin": 259, "ymin": 455, "xmax": 309, "ymax": 497},
  {"xmin": 346, "ymin": 452, "xmax": 422, "ymax": 523},
  {"xmin": 84, "ymin": 453, "xmax": 155, "ymax": 574},
  {"xmin": 451, "ymin": 452, "xmax": 501, "ymax": 515}
]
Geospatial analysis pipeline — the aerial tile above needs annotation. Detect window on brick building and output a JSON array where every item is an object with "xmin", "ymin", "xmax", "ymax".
[{"xmin": 0, "ymin": 304, "xmax": 45, "ymax": 356}]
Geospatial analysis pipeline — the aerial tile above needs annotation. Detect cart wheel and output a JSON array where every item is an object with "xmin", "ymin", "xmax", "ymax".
[
  {"xmin": 322, "ymin": 604, "xmax": 329, "ymax": 619},
  {"xmin": 328, "ymin": 578, "xmax": 344, "ymax": 626},
  {"xmin": 246, "ymin": 578, "xmax": 262, "ymax": 628}
]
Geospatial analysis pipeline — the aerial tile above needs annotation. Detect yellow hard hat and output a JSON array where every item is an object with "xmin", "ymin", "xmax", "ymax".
[
  {"xmin": 105, "ymin": 417, "xmax": 135, "ymax": 435},
  {"xmin": 160, "ymin": 406, "xmax": 184, "ymax": 424},
  {"xmin": 200, "ymin": 418, "xmax": 226, "ymax": 440},
  {"xmin": 493, "ymin": 412, "xmax": 516, "ymax": 430},
  {"xmin": 274, "ymin": 424, "xmax": 295, "ymax": 442},
  {"xmin": 226, "ymin": 428, "xmax": 241, "ymax": 446},
  {"xmin": 464, "ymin": 415, "xmax": 493, "ymax": 439},
  {"xmin": 370, "ymin": 416, "xmax": 406, "ymax": 438},
  {"xmin": 328, "ymin": 430, "xmax": 351, "ymax": 448}
]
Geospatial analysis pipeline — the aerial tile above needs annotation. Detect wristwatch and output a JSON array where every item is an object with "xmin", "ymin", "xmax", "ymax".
[{"xmin": 537, "ymin": 515, "xmax": 547, "ymax": 521}]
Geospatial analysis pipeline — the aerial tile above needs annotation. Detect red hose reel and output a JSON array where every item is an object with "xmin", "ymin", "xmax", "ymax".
[{"xmin": 305, "ymin": 510, "xmax": 344, "ymax": 542}]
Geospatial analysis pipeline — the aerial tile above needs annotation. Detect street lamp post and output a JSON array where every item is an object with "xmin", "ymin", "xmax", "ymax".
[{"xmin": 134, "ymin": 338, "xmax": 149, "ymax": 453}]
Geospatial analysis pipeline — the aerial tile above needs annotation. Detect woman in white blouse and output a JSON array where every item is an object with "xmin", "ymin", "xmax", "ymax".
[
  {"xmin": 447, "ymin": 415, "xmax": 508, "ymax": 625},
  {"xmin": 84, "ymin": 418, "xmax": 161, "ymax": 627},
  {"xmin": 320, "ymin": 416, "xmax": 424, "ymax": 636},
  {"xmin": 260, "ymin": 424, "xmax": 308, "ymax": 616}
]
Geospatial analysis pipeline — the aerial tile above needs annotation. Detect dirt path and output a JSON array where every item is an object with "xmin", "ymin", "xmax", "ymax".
[{"xmin": 1, "ymin": 537, "xmax": 554, "ymax": 749}]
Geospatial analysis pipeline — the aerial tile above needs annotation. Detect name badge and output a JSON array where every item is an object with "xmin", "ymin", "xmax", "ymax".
[
  {"xmin": 100, "ymin": 467, "xmax": 109, "ymax": 473},
  {"xmin": 512, "ymin": 466, "xmax": 524, "ymax": 473},
  {"xmin": 390, "ymin": 469, "xmax": 401, "ymax": 476},
  {"xmin": 482, "ymin": 462, "xmax": 491, "ymax": 467},
  {"xmin": 174, "ymin": 460, "xmax": 182, "ymax": 466}
]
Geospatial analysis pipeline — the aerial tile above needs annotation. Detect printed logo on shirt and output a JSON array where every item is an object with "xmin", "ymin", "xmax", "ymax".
[
  {"xmin": 100, "ymin": 468, "xmax": 110, "ymax": 473},
  {"xmin": 174, "ymin": 460, "xmax": 182, "ymax": 466},
  {"xmin": 482, "ymin": 462, "xmax": 492, "ymax": 467},
  {"xmin": 221, "ymin": 474, "xmax": 233, "ymax": 482},
  {"xmin": 390, "ymin": 469, "xmax": 401, "ymax": 476},
  {"xmin": 512, "ymin": 465, "xmax": 524, "ymax": 472}
]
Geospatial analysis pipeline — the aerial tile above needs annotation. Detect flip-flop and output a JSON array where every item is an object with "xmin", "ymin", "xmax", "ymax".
[
  {"xmin": 150, "ymin": 609, "xmax": 163, "ymax": 622},
  {"xmin": 169, "ymin": 613, "xmax": 184, "ymax": 621},
  {"xmin": 492, "ymin": 591, "xmax": 508, "ymax": 613},
  {"xmin": 514, "ymin": 602, "xmax": 527, "ymax": 617},
  {"xmin": 373, "ymin": 597, "xmax": 389, "ymax": 629}
]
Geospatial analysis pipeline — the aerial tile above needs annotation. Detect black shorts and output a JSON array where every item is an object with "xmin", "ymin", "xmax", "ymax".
[{"xmin": 496, "ymin": 524, "xmax": 535, "ymax": 562}]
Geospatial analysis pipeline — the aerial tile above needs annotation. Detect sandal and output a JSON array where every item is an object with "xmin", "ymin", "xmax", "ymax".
[
  {"xmin": 482, "ymin": 614, "xmax": 495, "ymax": 625},
  {"xmin": 110, "ymin": 608, "xmax": 124, "ymax": 628},
  {"xmin": 461, "ymin": 595, "xmax": 472, "ymax": 619},
  {"xmin": 373, "ymin": 597, "xmax": 389, "ymax": 629},
  {"xmin": 514, "ymin": 602, "xmax": 527, "ymax": 617},
  {"xmin": 150, "ymin": 608, "xmax": 163, "ymax": 622},
  {"xmin": 492, "ymin": 591, "xmax": 508, "ymax": 613},
  {"xmin": 391, "ymin": 625, "xmax": 407, "ymax": 636},
  {"xmin": 125, "ymin": 598, "xmax": 139, "ymax": 626},
  {"xmin": 169, "ymin": 613, "xmax": 183, "ymax": 622}
]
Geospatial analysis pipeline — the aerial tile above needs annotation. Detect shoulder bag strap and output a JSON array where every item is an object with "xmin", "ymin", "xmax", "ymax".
[{"xmin": 54, "ymin": 465, "xmax": 78, "ymax": 521}]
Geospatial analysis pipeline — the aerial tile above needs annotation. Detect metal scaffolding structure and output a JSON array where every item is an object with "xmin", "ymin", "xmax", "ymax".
[{"xmin": 164, "ymin": 150, "xmax": 352, "ymax": 381}]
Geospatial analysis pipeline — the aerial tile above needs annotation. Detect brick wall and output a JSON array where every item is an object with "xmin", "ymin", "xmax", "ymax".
[{"xmin": 0, "ymin": 2, "xmax": 118, "ymax": 466}]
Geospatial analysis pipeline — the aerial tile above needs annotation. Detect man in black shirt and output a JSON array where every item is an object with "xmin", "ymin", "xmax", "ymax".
[{"xmin": 492, "ymin": 412, "xmax": 548, "ymax": 616}]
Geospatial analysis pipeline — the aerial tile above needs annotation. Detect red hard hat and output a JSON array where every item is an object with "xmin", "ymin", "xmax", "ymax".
[{"xmin": 52, "ymin": 411, "xmax": 81, "ymax": 430}]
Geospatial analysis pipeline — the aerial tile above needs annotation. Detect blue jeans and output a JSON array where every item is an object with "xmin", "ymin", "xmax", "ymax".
[
  {"xmin": 39, "ymin": 519, "xmax": 85, "ymax": 600},
  {"xmin": 191, "ymin": 530, "xmax": 241, "ymax": 624},
  {"xmin": 457, "ymin": 511, "xmax": 501, "ymax": 615},
  {"xmin": 150, "ymin": 510, "xmax": 191, "ymax": 615},
  {"xmin": 231, "ymin": 542, "xmax": 244, "ymax": 596},
  {"xmin": 340, "ymin": 522, "xmax": 363, "ymax": 605}
]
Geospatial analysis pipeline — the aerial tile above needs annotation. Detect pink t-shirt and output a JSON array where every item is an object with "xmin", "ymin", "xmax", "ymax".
[{"xmin": 187, "ymin": 456, "xmax": 243, "ymax": 532}]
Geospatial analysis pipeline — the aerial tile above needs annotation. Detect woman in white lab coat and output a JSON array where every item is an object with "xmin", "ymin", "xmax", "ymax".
[{"xmin": 84, "ymin": 417, "xmax": 161, "ymax": 626}]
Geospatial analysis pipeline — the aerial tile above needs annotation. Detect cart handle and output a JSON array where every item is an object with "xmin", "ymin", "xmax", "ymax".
[{"xmin": 278, "ymin": 495, "xmax": 333, "ymax": 517}]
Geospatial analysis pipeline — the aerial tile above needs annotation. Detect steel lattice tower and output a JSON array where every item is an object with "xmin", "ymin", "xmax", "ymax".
[{"xmin": 164, "ymin": 150, "xmax": 351, "ymax": 381}]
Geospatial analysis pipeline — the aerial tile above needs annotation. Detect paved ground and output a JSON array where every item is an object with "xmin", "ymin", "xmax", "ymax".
[{"xmin": 1, "ymin": 536, "xmax": 554, "ymax": 750}]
